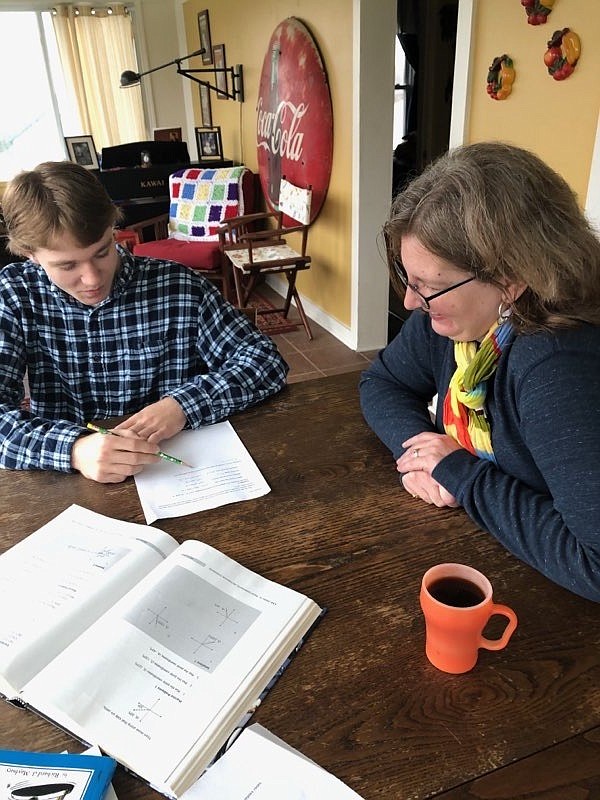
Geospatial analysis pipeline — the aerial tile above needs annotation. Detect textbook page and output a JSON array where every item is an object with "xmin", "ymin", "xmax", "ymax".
[
  {"xmin": 22, "ymin": 539, "xmax": 322, "ymax": 799},
  {"xmin": 134, "ymin": 422, "xmax": 271, "ymax": 524},
  {"xmin": 0, "ymin": 504, "xmax": 178, "ymax": 699},
  {"xmin": 184, "ymin": 724, "xmax": 365, "ymax": 799}
]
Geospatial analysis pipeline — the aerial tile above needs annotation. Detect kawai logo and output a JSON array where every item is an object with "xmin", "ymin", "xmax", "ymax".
[
  {"xmin": 256, "ymin": 17, "xmax": 333, "ymax": 223},
  {"xmin": 140, "ymin": 179, "xmax": 165, "ymax": 189}
]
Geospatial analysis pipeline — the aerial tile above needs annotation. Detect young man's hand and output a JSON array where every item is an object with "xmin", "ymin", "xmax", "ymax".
[
  {"xmin": 71, "ymin": 429, "xmax": 160, "ymax": 483},
  {"xmin": 112, "ymin": 397, "xmax": 187, "ymax": 443}
]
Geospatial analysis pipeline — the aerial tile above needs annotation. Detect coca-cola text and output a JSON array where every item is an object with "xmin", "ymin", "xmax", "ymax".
[{"xmin": 256, "ymin": 98, "xmax": 308, "ymax": 162}]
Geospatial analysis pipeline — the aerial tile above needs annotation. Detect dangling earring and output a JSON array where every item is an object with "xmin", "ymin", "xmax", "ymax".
[{"xmin": 497, "ymin": 301, "xmax": 512, "ymax": 326}]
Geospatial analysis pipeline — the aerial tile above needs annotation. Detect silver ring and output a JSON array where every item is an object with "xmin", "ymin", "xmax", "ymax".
[{"xmin": 413, "ymin": 448, "xmax": 419, "ymax": 458}]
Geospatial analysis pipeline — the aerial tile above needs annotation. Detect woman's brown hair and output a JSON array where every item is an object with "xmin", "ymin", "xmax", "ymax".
[{"xmin": 384, "ymin": 142, "xmax": 600, "ymax": 332}]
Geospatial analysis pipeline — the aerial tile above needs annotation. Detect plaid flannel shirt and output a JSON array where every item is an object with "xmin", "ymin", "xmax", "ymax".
[{"xmin": 0, "ymin": 248, "xmax": 288, "ymax": 472}]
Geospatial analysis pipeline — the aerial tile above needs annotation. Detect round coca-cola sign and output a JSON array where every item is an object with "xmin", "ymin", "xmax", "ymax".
[{"xmin": 256, "ymin": 17, "xmax": 333, "ymax": 223}]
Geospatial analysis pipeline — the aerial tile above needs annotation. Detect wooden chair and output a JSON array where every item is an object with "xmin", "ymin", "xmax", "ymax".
[
  {"xmin": 218, "ymin": 178, "xmax": 313, "ymax": 339},
  {"xmin": 237, "ymin": 306, "xmax": 258, "ymax": 326},
  {"xmin": 121, "ymin": 214, "xmax": 169, "ymax": 245},
  {"xmin": 127, "ymin": 166, "xmax": 255, "ymax": 302}
]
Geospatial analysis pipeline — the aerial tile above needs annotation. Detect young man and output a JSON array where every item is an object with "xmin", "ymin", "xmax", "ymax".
[{"xmin": 0, "ymin": 161, "xmax": 288, "ymax": 483}]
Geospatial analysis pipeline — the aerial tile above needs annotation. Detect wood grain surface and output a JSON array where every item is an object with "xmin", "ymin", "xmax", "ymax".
[{"xmin": 1, "ymin": 372, "xmax": 599, "ymax": 799}]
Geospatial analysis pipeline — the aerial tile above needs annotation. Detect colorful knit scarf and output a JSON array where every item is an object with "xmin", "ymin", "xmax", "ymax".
[{"xmin": 442, "ymin": 320, "xmax": 513, "ymax": 463}]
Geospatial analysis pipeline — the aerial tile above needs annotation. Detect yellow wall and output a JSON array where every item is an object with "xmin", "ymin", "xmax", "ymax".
[
  {"xmin": 467, "ymin": 0, "xmax": 600, "ymax": 201},
  {"xmin": 182, "ymin": 0, "xmax": 353, "ymax": 326}
]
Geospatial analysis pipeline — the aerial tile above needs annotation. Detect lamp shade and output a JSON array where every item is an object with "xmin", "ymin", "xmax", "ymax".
[{"xmin": 120, "ymin": 70, "xmax": 140, "ymax": 88}]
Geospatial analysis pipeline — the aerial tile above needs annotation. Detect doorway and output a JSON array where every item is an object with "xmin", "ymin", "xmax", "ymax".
[{"xmin": 388, "ymin": 0, "xmax": 459, "ymax": 342}]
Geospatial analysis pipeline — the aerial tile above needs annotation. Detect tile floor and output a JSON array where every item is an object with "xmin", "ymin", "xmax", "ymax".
[{"xmin": 259, "ymin": 285, "xmax": 379, "ymax": 384}]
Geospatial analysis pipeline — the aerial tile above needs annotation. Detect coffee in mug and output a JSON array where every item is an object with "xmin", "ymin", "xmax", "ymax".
[
  {"xmin": 427, "ymin": 576, "xmax": 486, "ymax": 607},
  {"xmin": 420, "ymin": 563, "xmax": 518, "ymax": 674}
]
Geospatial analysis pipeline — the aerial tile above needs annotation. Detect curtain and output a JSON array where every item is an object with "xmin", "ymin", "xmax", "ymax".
[{"xmin": 52, "ymin": 3, "xmax": 146, "ymax": 151}]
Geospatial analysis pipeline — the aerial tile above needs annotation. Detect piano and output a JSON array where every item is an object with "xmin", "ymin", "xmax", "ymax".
[{"xmin": 96, "ymin": 140, "xmax": 233, "ymax": 227}]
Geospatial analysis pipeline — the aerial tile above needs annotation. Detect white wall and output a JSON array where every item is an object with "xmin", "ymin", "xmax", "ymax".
[
  {"xmin": 586, "ymin": 112, "xmax": 600, "ymax": 232},
  {"xmin": 351, "ymin": 0, "xmax": 395, "ymax": 350},
  {"xmin": 131, "ymin": 0, "xmax": 189, "ymax": 143}
]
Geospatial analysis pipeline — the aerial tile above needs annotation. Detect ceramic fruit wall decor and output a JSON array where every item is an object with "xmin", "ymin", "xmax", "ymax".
[
  {"xmin": 544, "ymin": 27, "xmax": 581, "ymax": 81},
  {"xmin": 486, "ymin": 54, "xmax": 515, "ymax": 100},
  {"xmin": 520, "ymin": 0, "xmax": 555, "ymax": 26}
]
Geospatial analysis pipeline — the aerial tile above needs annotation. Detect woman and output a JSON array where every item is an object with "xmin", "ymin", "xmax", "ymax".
[{"xmin": 359, "ymin": 142, "xmax": 600, "ymax": 602}]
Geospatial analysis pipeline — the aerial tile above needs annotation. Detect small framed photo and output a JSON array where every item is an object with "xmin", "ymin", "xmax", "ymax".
[
  {"xmin": 197, "ymin": 10, "xmax": 212, "ymax": 65},
  {"xmin": 195, "ymin": 126, "xmax": 223, "ymax": 161},
  {"xmin": 213, "ymin": 44, "xmax": 228, "ymax": 99},
  {"xmin": 153, "ymin": 127, "xmax": 182, "ymax": 142},
  {"xmin": 64, "ymin": 135, "xmax": 99, "ymax": 170},
  {"xmin": 199, "ymin": 83, "xmax": 212, "ymax": 127}
]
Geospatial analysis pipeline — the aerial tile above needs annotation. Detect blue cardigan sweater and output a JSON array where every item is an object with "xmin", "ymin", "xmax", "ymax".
[{"xmin": 359, "ymin": 310, "xmax": 600, "ymax": 602}]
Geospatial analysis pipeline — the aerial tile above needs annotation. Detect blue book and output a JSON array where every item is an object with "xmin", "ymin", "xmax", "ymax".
[{"xmin": 0, "ymin": 750, "xmax": 116, "ymax": 800}]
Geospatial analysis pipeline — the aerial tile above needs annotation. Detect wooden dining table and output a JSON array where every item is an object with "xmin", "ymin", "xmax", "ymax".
[{"xmin": 1, "ymin": 371, "xmax": 599, "ymax": 799}]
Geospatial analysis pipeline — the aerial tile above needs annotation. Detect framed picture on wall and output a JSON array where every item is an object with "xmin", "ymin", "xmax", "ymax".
[
  {"xmin": 213, "ymin": 44, "xmax": 228, "ymax": 99},
  {"xmin": 195, "ymin": 126, "xmax": 223, "ymax": 161},
  {"xmin": 199, "ymin": 83, "xmax": 212, "ymax": 127},
  {"xmin": 197, "ymin": 10, "xmax": 212, "ymax": 65},
  {"xmin": 64, "ymin": 135, "xmax": 99, "ymax": 170}
]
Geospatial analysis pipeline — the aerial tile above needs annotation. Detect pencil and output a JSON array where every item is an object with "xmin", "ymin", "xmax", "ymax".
[{"xmin": 86, "ymin": 422, "xmax": 192, "ymax": 468}]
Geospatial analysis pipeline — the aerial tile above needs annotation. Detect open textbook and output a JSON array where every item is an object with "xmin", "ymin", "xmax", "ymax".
[
  {"xmin": 0, "ymin": 505, "xmax": 323, "ymax": 799},
  {"xmin": 134, "ymin": 422, "xmax": 271, "ymax": 524},
  {"xmin": 184, "ymin": 724, "xmax": 364, "ymax": 799}
]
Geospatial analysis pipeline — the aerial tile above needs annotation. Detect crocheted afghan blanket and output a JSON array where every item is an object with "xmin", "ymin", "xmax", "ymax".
[{"xmin": 168, "ymin": 166, "xmax": 247, "ymax": 241}]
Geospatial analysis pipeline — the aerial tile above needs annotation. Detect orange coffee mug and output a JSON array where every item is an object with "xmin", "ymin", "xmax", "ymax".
[{"xmin": 420, "ymin": 563, "xmax": 518, "ymax": 674}]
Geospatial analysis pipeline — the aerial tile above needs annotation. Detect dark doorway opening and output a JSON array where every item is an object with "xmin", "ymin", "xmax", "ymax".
[{"xmin": 388, "ymin": 0, "xmax": 459, "ymax": 343}]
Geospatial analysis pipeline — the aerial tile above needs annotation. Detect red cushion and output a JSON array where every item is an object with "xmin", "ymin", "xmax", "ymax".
[{"xmin": 133, "ymin": 239, "xmax": 221, "ymax": 271}]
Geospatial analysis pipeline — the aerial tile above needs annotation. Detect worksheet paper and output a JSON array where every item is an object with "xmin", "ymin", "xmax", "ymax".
[
  {"xmin": 183, "ymin": 724, "xmax": 364, "ymax": 800},
  {"xmin": 134, "ymin": 422, "xmax": 270, "ymax": 523}
]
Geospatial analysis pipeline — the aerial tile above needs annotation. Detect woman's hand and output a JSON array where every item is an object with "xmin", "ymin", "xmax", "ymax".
[
  {"xmin": 397, "ymin": 431, "xmax": 462, "ymax": 475},
  {"xmin": 401, "ymin": 471, "xmax": 459, "ymax": 508},
  {"xmin": 397, "ymin": 431, "xmax": 462, "ymax": 508},
  {"xmin": 113, "ymin": 397, "xmax": 187, "ymax": 443}
]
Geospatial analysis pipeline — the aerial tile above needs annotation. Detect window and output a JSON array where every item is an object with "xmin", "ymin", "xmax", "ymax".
[
  {"xmin": 0, "ymin": 7, "xmax": 146, "ymax": 184},
  {"xmin": 0, "ymin": 11, "xmax": 78, "ymax": 182}
]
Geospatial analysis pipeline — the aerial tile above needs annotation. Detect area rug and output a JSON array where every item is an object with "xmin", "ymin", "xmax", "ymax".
[{"xmin": 246, "ymin": 292, "xmax": 300, "ymax": 336}]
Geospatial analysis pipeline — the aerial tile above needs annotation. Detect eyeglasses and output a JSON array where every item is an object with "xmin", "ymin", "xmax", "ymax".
[{"xmin": 391, "ymin": 257, "xmax": 475, "ymax": 310}]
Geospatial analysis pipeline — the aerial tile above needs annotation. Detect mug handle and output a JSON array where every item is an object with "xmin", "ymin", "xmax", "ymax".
[{"xmin": 478, "ymin": 604, "xmax": 518, "ymax": 651}]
